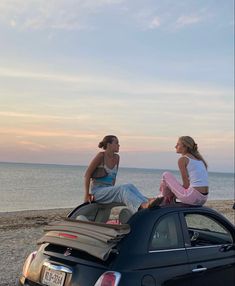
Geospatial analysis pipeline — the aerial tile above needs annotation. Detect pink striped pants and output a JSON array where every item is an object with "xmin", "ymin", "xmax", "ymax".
[{"xmin": 159, "ymin": 171, "xmax": 208, "ymax": 206}]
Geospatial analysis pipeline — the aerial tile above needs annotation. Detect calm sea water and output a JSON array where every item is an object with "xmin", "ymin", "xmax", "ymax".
[{"xmin": 0, "ymin": 162, "xmax": 234, "ymax": 212}]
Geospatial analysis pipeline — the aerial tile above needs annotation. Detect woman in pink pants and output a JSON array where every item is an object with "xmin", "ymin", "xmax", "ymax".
[{"xmin": 158, "ymin": 136, "xmax": 209, "ymax": 206}]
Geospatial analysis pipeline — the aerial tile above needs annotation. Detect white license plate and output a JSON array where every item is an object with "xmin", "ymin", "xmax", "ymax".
[{"xmin": 42, "ymin": 267, "xmax": 66, "ymax": 286}]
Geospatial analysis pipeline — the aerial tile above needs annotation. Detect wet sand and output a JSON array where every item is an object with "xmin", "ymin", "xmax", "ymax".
[{"xmin": 0, "ymin": 200, "xmax": 234, "ymax": 286}]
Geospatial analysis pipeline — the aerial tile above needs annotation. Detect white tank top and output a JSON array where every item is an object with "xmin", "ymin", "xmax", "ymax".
[{"xmin": 184, "ymin": 156, "xmax": 208, "ymax": 187}]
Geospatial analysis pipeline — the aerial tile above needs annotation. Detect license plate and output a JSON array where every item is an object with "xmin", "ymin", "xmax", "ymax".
[{"xmin": 42, "ymin": 267, "xmax": 66, "ymax": 286}]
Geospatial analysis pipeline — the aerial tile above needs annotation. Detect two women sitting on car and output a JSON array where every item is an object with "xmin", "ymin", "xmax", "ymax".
[{"xmin": 84, "ymin": 135, "xmax": 209, "ymax": 212}]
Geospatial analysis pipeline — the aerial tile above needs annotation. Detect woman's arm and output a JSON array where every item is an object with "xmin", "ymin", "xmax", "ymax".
[
  {"xmin": 178, "ymin": 157, "xmax": 190, "ymax": 188},
  {"xmin": 84, "ymin": 152, "xmax": 103, "ymax": 202}
]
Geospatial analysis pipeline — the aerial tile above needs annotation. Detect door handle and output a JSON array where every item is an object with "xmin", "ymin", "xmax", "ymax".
[{"xmin": 192, "ymin": 267, "xmax": 207, "ymax": 273}]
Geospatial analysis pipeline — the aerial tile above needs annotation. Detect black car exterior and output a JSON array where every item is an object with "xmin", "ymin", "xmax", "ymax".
[{"xmin": 19, "ymin": 202, "xmax": 235, "ymax": 286}]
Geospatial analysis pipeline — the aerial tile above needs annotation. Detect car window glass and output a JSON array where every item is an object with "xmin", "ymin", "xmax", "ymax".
[
  {"xmin": 107, "ymin": 206, "xmax": 131, "ymax": 224},
  {"xmin": 150, "ymin": 214, "xmax": 181, "ymax": 250},
  {"xmin": 74, "ymin": 205, "xmax": 131, "ymax": 224},
  {"xmin": 185, "ymin": 213, "xmax": 233, "ymax": 247}
]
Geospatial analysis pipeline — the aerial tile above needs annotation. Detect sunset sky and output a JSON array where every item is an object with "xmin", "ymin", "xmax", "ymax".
[{"xmin": 0, "ymin": 0, "xmax": 234, "ymax": 172}]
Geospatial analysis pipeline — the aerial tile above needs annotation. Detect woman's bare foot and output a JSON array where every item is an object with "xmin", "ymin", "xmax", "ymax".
[
  {"xmin": 139, "ymin": 197, "xmax": 164, "ymax": 209},
  {"xmin": 139, "ymin": 201, "xmax": 150, "ymax": 209},
  {"xmin": 148, "ymin": 197, "xmax": 164, "ymax": 208}
]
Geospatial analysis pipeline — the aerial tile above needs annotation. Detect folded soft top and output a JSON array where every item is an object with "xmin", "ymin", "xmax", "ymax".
[{"xmin": 37, "ymin": 219, "xmax": 130, "ymax": 261}]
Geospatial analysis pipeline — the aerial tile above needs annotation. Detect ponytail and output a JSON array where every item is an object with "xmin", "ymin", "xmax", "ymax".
[{"xmin": 179, "ymin": 136, "xmax": 208, "ymax": 169}]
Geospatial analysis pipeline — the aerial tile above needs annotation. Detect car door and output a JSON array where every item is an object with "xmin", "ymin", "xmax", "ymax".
[
  {"xmin": 146, "ymin": 212, "xmax": 192, "ymax": 286},
  {"xmin": 180, "ymin": 211, "xmax": 235, "ymax": 286}
]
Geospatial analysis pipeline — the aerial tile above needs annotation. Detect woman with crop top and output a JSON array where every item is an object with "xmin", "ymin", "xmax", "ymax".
[
  {"xmin": 84, "ymin": 135, "xmax": 157, "ymax": 213},
  {"xmin": 157, "ymin": 136, "xmax": 209, "ymax": 206}
]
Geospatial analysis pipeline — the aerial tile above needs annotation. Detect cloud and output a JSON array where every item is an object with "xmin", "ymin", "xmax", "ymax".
[
  {"xmin": 0, "ymin": 66, "xmax": 233, "ymax": 136},
  {"xmin": 148, "ymin": 16, "xmax": 161, "ymax": 29},
  {"xmin": 0, "ymin": 1, "xmax": 228, "ymax": 33},
  {"xmin": 138, "ymin": 2, "xmax": 210, "ymax": 31},
  {"xmin": 19, "ymin": 140, "xmax": 48, "ymax": 151},
  {"xmin": 0, "ymin": 66, "xmax": 230, "ymax": 99},
  {"xmin": 0, "ymin": 111, "xmax": 89, "ymax": 121},
  {"xmin": 0, "ymin": 0, "xmax": 124, "ymax": 30},
  {"xmin": 0, "ymin": 127, "xmax": 97, "ymax": 139},
  {"xmin": 175, "ymin": 15, "xmax": 202, "ymax": 28}
]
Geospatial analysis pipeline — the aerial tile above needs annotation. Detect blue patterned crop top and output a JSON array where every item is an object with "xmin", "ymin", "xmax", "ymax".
[{"xmin": 91, "ymin": 164, "xmax": 118, "ymax": 189}]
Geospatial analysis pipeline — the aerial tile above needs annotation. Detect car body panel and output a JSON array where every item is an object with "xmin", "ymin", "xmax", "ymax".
[{"xmin": 178, "ymin": 209, "xmax": 235, "ymax": 286}]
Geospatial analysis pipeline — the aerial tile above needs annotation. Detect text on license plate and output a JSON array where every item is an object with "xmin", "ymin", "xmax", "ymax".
[{"xmin": 42, "ymin": 267, "xmax": 66, "ymax": 286}]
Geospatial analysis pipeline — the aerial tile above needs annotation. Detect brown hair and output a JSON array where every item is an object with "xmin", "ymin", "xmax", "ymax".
[
  {"xmin": 98, "ymin": 135, "xmax": 117, "ymax": 150},
  {"xmin": 179, "ymin": 136, "xmax": 208, "ymax": 169}
]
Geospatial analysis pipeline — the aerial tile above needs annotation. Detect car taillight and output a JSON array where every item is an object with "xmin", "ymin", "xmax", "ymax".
[
  {"xmin": 58, "ymin": 232, "xmax": 78, "ymax": 239},
  {"xmin": 22, "ymin": 251, "xmax": 37, "ymax": 277},
  {"xmin": 94, "ymin": 271, "xmax": 121, "ymax": 286}
]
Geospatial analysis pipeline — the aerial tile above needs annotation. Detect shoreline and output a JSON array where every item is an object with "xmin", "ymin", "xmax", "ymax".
[{"xmin": 0, "ymin": 200, "xmax": 234, "ymax": 231}]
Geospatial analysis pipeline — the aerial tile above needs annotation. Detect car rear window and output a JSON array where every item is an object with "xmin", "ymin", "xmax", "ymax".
[{"xmin": 73, "ymin": 204, "xmax": 133, "ymax": 225}]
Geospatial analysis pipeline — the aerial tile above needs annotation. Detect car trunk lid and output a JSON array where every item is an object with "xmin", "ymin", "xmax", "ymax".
[{"xmin": 37, "ymin": 219, "xmax": 130, "ymax": 261}]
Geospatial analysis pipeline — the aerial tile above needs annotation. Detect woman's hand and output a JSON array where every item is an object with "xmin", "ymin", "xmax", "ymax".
[{"xmin": 84, "ymin": 193, "xmax": 95, "ymax": 203}]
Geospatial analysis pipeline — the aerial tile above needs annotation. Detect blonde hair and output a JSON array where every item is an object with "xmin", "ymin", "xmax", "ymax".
[{"xmin": 179, "ymin": 136, "xmax": 208, "ymax": 169}]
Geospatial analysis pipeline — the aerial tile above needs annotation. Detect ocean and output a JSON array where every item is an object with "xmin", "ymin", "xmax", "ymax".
[{"xmin": 0, "ymin": 162, "xmax": 234, "ymax": 212}]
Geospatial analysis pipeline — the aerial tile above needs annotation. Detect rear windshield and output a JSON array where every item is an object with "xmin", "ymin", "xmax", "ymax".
[{"xmin": 74, "ymin": 205, "xmax": 133, "ymax": 225}]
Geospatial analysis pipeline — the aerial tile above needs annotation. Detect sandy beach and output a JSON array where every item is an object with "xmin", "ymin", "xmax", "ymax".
[{"xmin": 0, "ymin": 200, "xmax": 234, "ymax": 286}]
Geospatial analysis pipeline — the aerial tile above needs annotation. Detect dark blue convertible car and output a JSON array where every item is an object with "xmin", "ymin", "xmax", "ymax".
[{"xmin": 19, "ymin": 202, "xmax": 235, "ymax": 286}]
